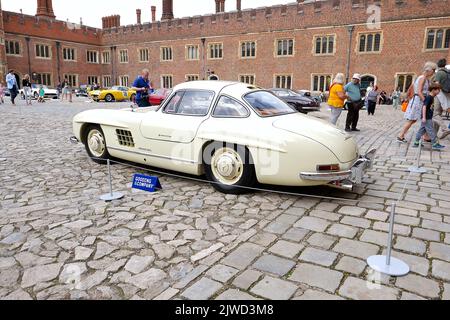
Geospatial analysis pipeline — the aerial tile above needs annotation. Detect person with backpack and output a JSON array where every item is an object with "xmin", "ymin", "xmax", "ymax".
[
  {"xmin": 433, "ymin": 58, "xmax": 450, "ymax": 139},
  {"xmin": 397, "ymin": 62, "xmax": 437, "ymax": 143}
]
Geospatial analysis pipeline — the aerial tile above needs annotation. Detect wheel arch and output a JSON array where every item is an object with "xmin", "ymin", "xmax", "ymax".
[{"xmin": 199, "ymin": 139, "xmax": 256, "ymax": 169}]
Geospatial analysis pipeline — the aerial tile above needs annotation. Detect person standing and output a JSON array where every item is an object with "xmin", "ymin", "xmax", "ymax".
[
  {"xmin": 327, "ymin": 73, "xmax": 347, "ymax": 126},
  {"xmin": 412, "ymin": 83, "xmax": 445, "ymax": 150},
  {"xmin": 366, "ymin": 85, "xmax": 379, "ymax": 116},
  {"xmin": 433, "ymin": 59, "xmax": 450, "ymax": 139},
  {"xmin": 22, "ymin": 74, "xmax": 32, "ymax": 105},
  {"xmin": 397, "ymin": 62, "xmax": 437, "ymax": 143},
  {"xmin": 392, "ymin": 88, "xmax": 401, "ymax": 110},
  {"xmin": 56, "ymin": 81, "xmax": 62, "ymax": 99},
  {"xmin": 344, "ymin": 74, "xmax": 363, "ymax": 132},
  {"xmin": 62, "ymin": 77, "xmax": 72, "ymax": 102},
  {"xmin": 6, "ymin": 70, "xmax": 18, "ymax": 106},
  {"xmin": 132, "ymin": 68, "xmax": 151, "ymax": 108}
]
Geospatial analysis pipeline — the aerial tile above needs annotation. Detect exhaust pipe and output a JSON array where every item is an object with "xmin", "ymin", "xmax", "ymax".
[{"xmin": 328, "ymin": 180, "xmax": 354, "ymax": 192}]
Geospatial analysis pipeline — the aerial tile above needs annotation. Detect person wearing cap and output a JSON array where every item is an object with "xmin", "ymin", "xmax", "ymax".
[{"xmin": 344, "ymin": 74, "xmax": 363, "ymax": 132}]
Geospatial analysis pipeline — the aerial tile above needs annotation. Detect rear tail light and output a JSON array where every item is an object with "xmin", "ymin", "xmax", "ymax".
[{"xmin": 317, "ymin": 164, "xmax": 340, "ymax": 172}]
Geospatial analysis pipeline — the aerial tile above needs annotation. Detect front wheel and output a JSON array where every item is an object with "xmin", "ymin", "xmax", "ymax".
[
  {"xmin": 203, "ymin": 142, "xmax": 256, "ymax": 194},
  {"xmin": 105, "ymin": 94, "xmax": 114, "ymax": 103},
  {"xmin": 84, "ymin": 125, "xmax": 110, "ymax": 164}
]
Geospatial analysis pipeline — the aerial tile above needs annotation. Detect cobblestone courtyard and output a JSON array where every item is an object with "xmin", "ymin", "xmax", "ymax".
[{"xmin": 1, "ymin": 98, "xmax": 450, "ymax": 300}]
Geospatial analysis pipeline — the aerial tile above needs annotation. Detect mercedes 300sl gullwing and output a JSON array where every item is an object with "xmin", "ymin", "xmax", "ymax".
[{"xmin": 71, "ymin": 81, "xmax": 376, "ymax": 194}]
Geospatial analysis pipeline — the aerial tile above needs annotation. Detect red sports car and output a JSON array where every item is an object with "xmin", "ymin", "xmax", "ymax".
[{"xmin": 149, "ymin": 88, "xmax": 171, "ymax": 106}]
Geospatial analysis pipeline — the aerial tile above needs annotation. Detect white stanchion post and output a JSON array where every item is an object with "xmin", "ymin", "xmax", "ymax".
[
  {"xmin": 408, "ymin": 138, "xmax": 427, "ymax": 173},
  {"xmin": 367, "ymin": 203, "xmax": 410, "ymax": 276},
  {"xmin": 99, "ymin": 159, "xmax": 124, "ymax": 201}
]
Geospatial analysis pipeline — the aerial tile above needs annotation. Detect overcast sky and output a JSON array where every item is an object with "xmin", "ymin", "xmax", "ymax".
[{"xmin": 3, "ymin": 0, "xmax": 294, "ymax": 28}]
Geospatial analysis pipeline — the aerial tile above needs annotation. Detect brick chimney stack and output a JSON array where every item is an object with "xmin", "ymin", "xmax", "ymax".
[
  {"xmin": 136, "ymin": 9, "xmax": 141, "ymax": 24},
  {"xmin": 102, "ymin": 15, "xmax": 121, "ymax": 29},
  {"xmin": 215, "ymin": 0, "xmax": 226, "ymax": 13},
  {"xmin": 236, "ymin": 0, "xmax": 241, "ymax": 11},
  {"xmin": 161, "ymin": 0, "xmax": 174, "ymax": 20},
  {"xmin": 151, "ymin": 6, "xmax": 156, "ymax": 22},
  {"xmin": 36, "ymin": 0, "xmax": 56, "ymax": 19}
]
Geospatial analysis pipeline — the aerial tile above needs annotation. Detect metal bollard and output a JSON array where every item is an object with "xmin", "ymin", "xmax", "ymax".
[
  {"xmin": 99, "ymin": 159, "xmax": 124, "ymax": 201},
  {"xmin": 367, "ymin": 203, "xmax": 410, "ymax": 276},
  {"xmin": 408, "ymin": 138, "xmax": 427, "ymax": 173}
]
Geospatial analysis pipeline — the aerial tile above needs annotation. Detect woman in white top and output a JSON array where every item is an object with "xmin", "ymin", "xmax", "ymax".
[{"xmin": 397, "ymin": 62, "xmax": 437, "ymax": 143}]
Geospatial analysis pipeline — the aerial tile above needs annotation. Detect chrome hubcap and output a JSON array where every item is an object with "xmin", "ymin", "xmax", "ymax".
[
  {"xmin": 87, "ymin": 129, "xmax": 106, "ymax": 158},
  {"xmin": 211, "ymin": 148, "xmax": 243, "ymax": 185}
]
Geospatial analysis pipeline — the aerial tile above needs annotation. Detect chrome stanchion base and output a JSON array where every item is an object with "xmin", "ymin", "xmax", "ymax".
[
  {"xmin": 367, "ymin": 255, "xmax": 410, "ymax": 276},
  {"xmin": 100, "ymin": 192, "xmax": 124, "ymax": 202},
  {"xmin": 407, "ymin": 166, "xmax": 427, "ymax": 173}
]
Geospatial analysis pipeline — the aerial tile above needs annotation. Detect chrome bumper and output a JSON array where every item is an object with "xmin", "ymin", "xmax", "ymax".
[
  {"xmin": 70, "ymin": 136, "xmax": 79, "ymax": 144},
  {"xmin": 300, "ymin": 148, "xmax": 377, "ymax": 187}
]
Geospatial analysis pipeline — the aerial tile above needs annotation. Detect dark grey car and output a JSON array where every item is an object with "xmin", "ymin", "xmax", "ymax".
[{"xmin": 269, "ymin": 88, "xmax": 321, "ymax": 114}]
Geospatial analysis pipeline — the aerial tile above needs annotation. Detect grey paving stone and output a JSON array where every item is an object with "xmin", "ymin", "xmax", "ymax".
[
  {"xmin": 299, "ymin": 247, "xmax": 338, "ymax": 267},
  {"xmin": 124, "ymin": 256, "xmax": 155, "ymax": 274},
  {"xmin": 400, "ymin": 292, "xmax": 427, "ymax": 300},
  {"xmin": 216, "ymin": 289, "xmax": 259, "ymax": 300},
  {"xmin": 360, "ymin": 230, "xmax": 389, "ymax": 246},
  {"xmin": 335, "ymin": 256, "xmax": 367, "ymax": 275},
  {"xmin": 282, "ymin": 228, "xmax": 310, "ymax": 242},
  {"xmin": 222, "ymin": 243, "xmax": 265, "ymax": 270},
  {"xmin": 339, "ymin": 277, "xmax": 399, "ymax": 300},
  {"xmin": 289, "ymin": 264, "xmax": 343, "ymax": 292},
  {"xmin": 373, "ymin": 222, "xmax": 411, "ymax": 236},
  {"xmin": 232, "ymin": 269, "xmax": 262, "ymax": 290},
  {"xmin": 429, "ymin": 243, "xmax": 450, "ymax": 261},
  {"xmin": 394, "ymin": 236, "xmax": 427, "ymax": 255},
  {"xmin": 381, "ymin": 250, "xmax": 429, "ymax": 276},
  {"xmin": 306, "ymin": 233, "xmax": 337, "ymax": 250},
  {"xmin": 443, "ymin": 283, "xmax": 450, "ymax": 300},
  {"xmin": 249, "ymin": 232, "xmax": 278, "ymax": 247},
  {"xmin": 309, "ymin": 210, "xmax": 341, "ymax": 222},
  {"xmin": 396, "ymin": 274, "xmax": 440, "ymax": 299},
  {"xmin": 206, "ymin": 264, "xmax": 239, "ymax": 283},
  {"xmin": 250, "ymin": 276, "xmax": 297, "ymax": 300},
  {"xmin": 253, "ymin": 255, "xmax": 295, "ymax": 276},
  {"xmin": 431, "ymin": 260, "xmax": 450, "ymax": 281},
  {"xmin": 293, "ymin": 289, "xmax": 345, "ymax": 300},
  {"xmin": 341, "ymin": 216, "xmax": 371, "ymax": 229},
  {"xmin": 338, "ymin": 206, "xmax": 366, "ymax": 217},
  {"xmin": 294, "ymin": 216, "xmax": 330, "ymax": 232},
  {"xmin": 269, "ymin": 240, "xmax": 304, "ymax": 259},
  {"xmin": 264, "ymin": 214, "xmax": 298, "ymax": 234},
  {"xmin": 21, "ymin": 263, "xmax": 63, "ymax": 288},
  {"xmin": 327, "ymin": 224, "xmax": 359, "ymax": 239},
  {"xmin": 412, "ymin": 228, "xmax": 441, "ymax": 242},
  {"xmin": 181, "ymin": 277, "xmax": 223, "ymax": 300},
  {"xmin": 333, "ymin": 239, "xmax": 380, "ymax": 260}
]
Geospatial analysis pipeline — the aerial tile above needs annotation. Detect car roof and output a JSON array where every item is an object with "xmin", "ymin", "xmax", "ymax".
[{"xmin": 173, "ymin": 80, "xmax": 256, "ymax": 93}]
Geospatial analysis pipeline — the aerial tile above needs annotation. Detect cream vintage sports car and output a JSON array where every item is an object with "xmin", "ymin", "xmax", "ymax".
[{"xmin": 71, "ymin": 81, "xmax": 376, "ymax": 194}]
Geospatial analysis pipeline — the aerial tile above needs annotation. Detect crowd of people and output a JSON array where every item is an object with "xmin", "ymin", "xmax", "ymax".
[{"xmin": 327, "ymin": 58, "xmax": 450, "ymax": 151}]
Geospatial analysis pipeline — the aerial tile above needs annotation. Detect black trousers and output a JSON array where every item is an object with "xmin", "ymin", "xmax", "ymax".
[
  {"xmin": 10, "ymin": 85, "xmax": 18, "ymax": 104},
  {"xmin": 368, "ymin": 101, "xmax": 376, "ymax": 115},
  {"xmin": 345, "ymin": 101, "xmax": 361, "ymax": 130}
]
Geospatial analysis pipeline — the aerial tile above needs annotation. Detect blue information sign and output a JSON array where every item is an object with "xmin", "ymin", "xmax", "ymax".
[{"xmin": 132, "ymin": 174, "xmax": 162, "ymax": 193}]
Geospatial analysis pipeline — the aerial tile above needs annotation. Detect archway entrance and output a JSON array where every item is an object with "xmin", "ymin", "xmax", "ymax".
[
  {"xmin": 360, "ymin": 75, "xmax": 375, "ymax": 91},
  {"xmin": 208, "ymin": 74, "xmax": 219, "ymax": 81}
]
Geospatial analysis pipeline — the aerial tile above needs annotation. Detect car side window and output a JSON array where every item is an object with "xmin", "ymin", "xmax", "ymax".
[
  {"xmin": 213, "ymin": 96, "xmax": 249, "ymax": 118},
  {"xmin": 165, "ymin": 90, "xmax": 214, "ymax": 116}
]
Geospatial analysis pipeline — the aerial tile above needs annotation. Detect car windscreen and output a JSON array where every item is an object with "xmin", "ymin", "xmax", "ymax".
[{"xmin": 244, "ymin": 91, "xmax": 296, "ymax": 117}]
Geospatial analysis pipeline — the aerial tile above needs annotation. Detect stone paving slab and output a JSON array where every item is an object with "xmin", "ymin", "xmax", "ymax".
[{"xmin": 1, "ymin": 101, "xmax": 450, "ymax": 300}]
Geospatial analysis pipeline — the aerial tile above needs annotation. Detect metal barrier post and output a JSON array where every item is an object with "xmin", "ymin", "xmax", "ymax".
[
  {"xmin": 367, "ymin": 203, "xmax": 410, "ymax": 276},
  {"xmin": 408, "ymin": 139, "xmax": 427, "ymax": 173},
  {"xmin": 100, "ymin": 159, "xmax": 124, "ymax": 201}
]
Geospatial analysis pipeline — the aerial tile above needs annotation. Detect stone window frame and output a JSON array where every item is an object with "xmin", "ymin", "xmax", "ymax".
[
  {"xmin": 185, "ymin": 44, "xmax": 200, "ymax": 61},
  {"xmin": 356, "ymin": 31, "xmax": 383, "ymax": 55},
  {"xmin": 239, "ymin": 40, "xmax": 257, "ymax": 59},
  {"xmin": 138, "ymin": 48, "xmax": 149, "ymax": 63},
  {"xmin": 185, "ymin": 74, "xmax": 200, "ymax": 82},
  {"xmin": 239, "ymin": 74, "xmax": 256, "ymax": 85},
  {"xmin": 102, "ymin": 75, "xmax": 112, "ymax": 88},
  {"xmin": 62, "ymin": 46, "xmax": 77, "ymax": 62},
  {"xmin": 273, "ymin": 74, "xmax": 293, "ymax": 89},
  {"xmin": 274, "ymin": 38, "xmax": 295, "ymax": 58},
  {"xmin": 312, "ymin": 34, "xmax": 337, "ymax": 56},
  {"xmin": 86, "ymin": 50, "xmax": 100, "ymax": 64},
  {"xmin": 63, "ymin": 74, "xmax": 78, "ymax": 87},
  {"xmin": 208, "ymin": 42, "xmax": 224, "ymax": 60},
  {"xmin": 160, "ymin": 46, "xmax": 174, "ymax": 62},
  {"xmin": 87, "ymin": 75, "xmax": 100, "ymax": 85},
  {"xmin": 119, "ymin": 49, "xmax": 129, "ymax": 64},
  {"xmin": 311, "ymin": 73, "xmax": 333, "ymax": 92},
  {"xmin": 394, "ymin": 72, "xmax": 417, "ymax": 93},
  {"xmin": 35, "ymin": 72, "xmax": 53, "ymax": 86},
  {"xmin": 5, "ymin": 39, "xmax": 22, "ymax": 56},
  {"xmin": 102, "ymin": 50, "xmax": 111, "ymax": 64},
  {"xmin": 161, "ymin": 74, "xmax": 174, "ymax": 89},
  {"xmin": 119, "ymin": 75, "xmax": 130, "ymax": 87},
  {"xmin": 35, "ymin": 43, "xmax": 52, "ymax": 60},
  {"xmin": 423, "ymin": 26, "xmax": 450, "ymax": 52}
]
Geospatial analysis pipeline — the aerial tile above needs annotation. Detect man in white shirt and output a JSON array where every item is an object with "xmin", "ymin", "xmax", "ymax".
[{"xmin": 5, "ymin": 70, "xmax": 18, "ymax": 105}]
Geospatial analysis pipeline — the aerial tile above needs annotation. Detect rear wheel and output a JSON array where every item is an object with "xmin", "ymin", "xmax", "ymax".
[
  {"xmin": 84, "ymin": 125, "xmax": 110, "ymax": 164},
  {"xmin": 105, "ymin": 94, "xmax": 114, "ymax": 102},
  {"xmin": 203, "ymin": 142, "xmax": 256, "ymax": 194}
]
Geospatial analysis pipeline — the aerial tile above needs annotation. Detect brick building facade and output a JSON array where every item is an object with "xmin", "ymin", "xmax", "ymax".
[{"xmin": 0, "ymin": 0, "xmax": 449, "ymax": 93}]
